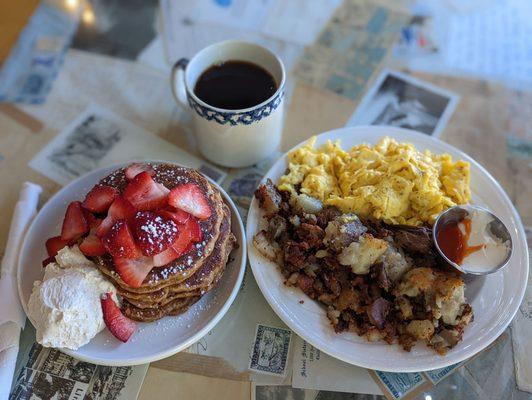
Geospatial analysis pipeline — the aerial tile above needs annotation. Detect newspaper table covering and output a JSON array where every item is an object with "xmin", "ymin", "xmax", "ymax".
[
  {"xmin": 294, "ymin": 0, "xmax": 408, "ymax": 102},
  {"xmin": 10, "ymin": 323, "xmax": 148, "ymax": 400},
  {"xmin": 29, "ymin": 105, "xmax": 226, "ymax": 187},
  {"xmin": 7, "ymin": 105, "xmax": 530, "ymax": 400},
  {"xmin": 249, "ymin": 325, "xmax": 292, "ymax": 377},
  {"xmin": 291, "ymin": 337, "xmax": 381, "ymax": 395},
  {"xmin": 390, "ymin": 0, "xmax": 532, "ymax": 90},
  {"xmin": 253, "ymin": 330, "xmax": 526, "ymax": 400},
  {"xmin": 0, "ymin": 2, "xmax": 78, "ymax": 104},
  {"xmin": 6, "ymin": 47, "xmax": 530, "ymax": 397}
]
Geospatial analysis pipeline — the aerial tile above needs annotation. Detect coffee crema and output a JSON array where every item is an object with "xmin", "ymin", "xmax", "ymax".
[{"xmin": 194, "ymin": 60, "xmax": 277, "ymax": 110}]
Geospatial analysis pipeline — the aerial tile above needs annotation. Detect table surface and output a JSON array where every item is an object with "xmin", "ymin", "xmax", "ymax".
[{"xmin": 1, "ymin": 1, "xmax": 531, "ymax": 400}]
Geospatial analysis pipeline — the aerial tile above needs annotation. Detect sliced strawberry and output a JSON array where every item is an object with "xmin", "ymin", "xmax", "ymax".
[
  {"xmin": 114, "ymin": 255, "xmax": 154, "ymax": 288},
  {"xmin": 96, "ymin": 197, "xmax": 135, "ymax": 237},
  {"xmin": 187, "ymin": 217, "xmax": 203, "ymax": 242},
  {"xmin": 123, "ymin": 172, "xmax": 169, "ymax": 211},
  {"xmin": 152, "ymin": 233, "xmax": 192, "ymax": 267},
  {"xmin": 102, "ymin": 220, "xmax": 139, "ymax": 258},
  {"xmin": 153, "ymin": 246, "xmax": 179, "ymax": 267},
  {"xmin": 61, "ymin": 201, "xmax": 89, "ymax": 242},
  {"xmin": 132, "ymin": 211, "xmax": 178, "ymax": 256},
  {"xmin": 182, "ymin": 242, "xmax": 195, "ymax": 254},
  {"xmin": 42, "ymin": 256, "xmax": 55, "ymax": 268},
  {"xmin": 153, "ymin": 218, "xmax": 201, "ymax": 267},
  {"xmin": 159, "ymin": 207, "xmax": 190, "ymax": 225},
  {"xmin": 83, "ymin": 209, "xmax": 99, "ymax": 228},
  {"xmin": 101, "ymin": 292, "xmax": 136, "ymax": 342},
  {"xmin": 79, "ymin": 233, "xmax": 106, "ymax": 256},
  {"xmin": 45, "ymin": 236, "xmax": 69, "ymax": 257},
  {"xmin": 82, "ymin": 185, "xmax": 119, "ymax": 213},
  {"xmin": 153, "ymin": 217, "xmax": 203, "ymax": 267},
  {"xmin": 168, "ymin": 183, "xmax": 211, "ymax": 220},
  {"xmin": 125, "ymin": 163, "xmax": 155, "ymax": 181},
  {"xmin": 90, "ymin": 217, "xmax": 102, "ymax": 230},
  {"xmin": 153, "ymin": 228, "xmax": 191, "ymax": 267},
  {"xmin": 170, "ymin": 227, "xmax": 193, "ymax": 255}
]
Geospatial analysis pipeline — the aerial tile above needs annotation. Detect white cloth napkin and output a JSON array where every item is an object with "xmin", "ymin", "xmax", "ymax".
[{"xmin": 0, "ymin": 182, "xmax": 41, "ymax": 400}]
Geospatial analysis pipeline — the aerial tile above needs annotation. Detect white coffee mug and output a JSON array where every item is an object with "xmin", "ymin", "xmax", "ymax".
[{"xmin": 171, "ymin": 40, "xmax": 285, "ymax": 168}]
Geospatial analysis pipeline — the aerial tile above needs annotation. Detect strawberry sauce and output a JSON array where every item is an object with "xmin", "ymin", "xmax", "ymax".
[{"xmin": 437, "ymin": 218, "xmax": 485, "ymax": 264}]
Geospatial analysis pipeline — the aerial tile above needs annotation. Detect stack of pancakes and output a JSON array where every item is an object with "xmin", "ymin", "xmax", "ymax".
[{"xmin": 93, "ymin": 164, "xmax": 236, "ymax": 322}]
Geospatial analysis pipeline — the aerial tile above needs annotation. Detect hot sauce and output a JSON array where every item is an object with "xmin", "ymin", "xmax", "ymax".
[{"xmin": 436, "ymin": 218, "xmax": 485, "ymax": 264}]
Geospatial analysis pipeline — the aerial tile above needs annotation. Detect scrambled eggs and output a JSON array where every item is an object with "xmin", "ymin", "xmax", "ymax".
[{"xmin": 278, "ymin": 136, "xmax": 470, "ymax": 226}]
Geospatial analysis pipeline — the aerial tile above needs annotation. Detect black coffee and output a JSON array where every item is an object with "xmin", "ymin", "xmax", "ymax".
[{"xmin": 194, "ymin": 60, "xmax": 277, "ymax": 110}]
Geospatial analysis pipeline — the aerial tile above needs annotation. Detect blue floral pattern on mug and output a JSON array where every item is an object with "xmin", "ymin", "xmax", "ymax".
[{"xmin": 187, "ymin": 90, "xmax": 284, "ymax": 126}]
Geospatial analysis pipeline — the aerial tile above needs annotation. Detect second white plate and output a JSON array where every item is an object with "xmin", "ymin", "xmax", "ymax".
[{"xmin": 246, "ymin": 126, "xmax": 528, "ymax": 372}]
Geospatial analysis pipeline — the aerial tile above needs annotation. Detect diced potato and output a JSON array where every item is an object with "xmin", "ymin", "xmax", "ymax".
[
  {"xmin": 338, "ymin": 234, "xmax": 388, "ymax": 274},
  {"xmin": 406, "ymin": 320, "xmax": 435, "ymax": 340},
  {"xmin": 327, "ymin": 307, "xmax": 341, "ymax": 326},
  {"xmin": 323, "ymin": 214, "xmax": 367, "ymax": 252},
  {"xmin": 438, "ymin": 284, "xmax": 465, "ymax": 325},
  {"xmin": 295, "ymin": 193, "xmax": 323, "ymax": 214},
  {"xmin": 381, "ymin": 245, "xmax": 412, "ymax": 282},
  {"xmin": 394, "ymin": 268, "xmax": 437, "ymax": 298},
  {"xmin": 287, "ymin": 272, "xmax": 300, "ymax": 285},
  {"xmin": 253, "ymin": 231, "xmax": 280, "ymax": 262},
  {"xmin": 396, "ymin": 296, "xmax": 413, "ymax": 319},
  {"xmin": 366, "ymin": 328, "xmax": 386, "ymax": 342},
  {"xmin": 315, "ymin": 249, "xmax": 330, "ymax": 258}
]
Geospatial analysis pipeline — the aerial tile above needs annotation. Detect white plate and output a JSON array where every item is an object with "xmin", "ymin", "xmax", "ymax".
[
  {"xmin": 18, "ymin": 162, "xmax": 246, "ymax": 366},
  {"xmin": 247, "ymin": 126, "xmax": 529, "ymax": 372}
]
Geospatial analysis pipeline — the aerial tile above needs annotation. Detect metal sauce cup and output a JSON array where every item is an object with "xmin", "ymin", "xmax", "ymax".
[{"xmin": 433, "ymin": 205, "xmax": 513, "ymax": 275}]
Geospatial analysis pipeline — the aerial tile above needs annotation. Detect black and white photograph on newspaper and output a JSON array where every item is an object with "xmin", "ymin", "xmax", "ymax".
[{"xmin": 347, "ymin": 69, "xmax": 459, "ymax": 137}]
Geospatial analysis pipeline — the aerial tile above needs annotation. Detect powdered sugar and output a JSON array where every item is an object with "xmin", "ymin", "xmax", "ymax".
[{"xmin": 134, "ymin": 211, "xmax": 178, "ymax": 254}]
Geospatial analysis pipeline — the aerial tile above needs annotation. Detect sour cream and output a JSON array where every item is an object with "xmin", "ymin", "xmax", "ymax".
[
  {"xmin": 436, "ymin": 207, "xmax": 511, "ymax": 274},
  {"xmin": 460, "ymin": 209, "xmax": 510, "ymax": 272}
]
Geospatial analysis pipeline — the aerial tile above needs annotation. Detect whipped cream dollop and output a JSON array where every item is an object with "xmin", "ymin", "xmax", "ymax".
[{"xmin": 28, "ymin": 246, "xmax": 116, "ymax": 350}]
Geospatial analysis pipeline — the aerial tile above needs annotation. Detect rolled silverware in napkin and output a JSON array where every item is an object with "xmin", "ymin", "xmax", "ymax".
[{"xmin": 0, "ymin": 182, "xmax": 41, "ymax": 400}]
